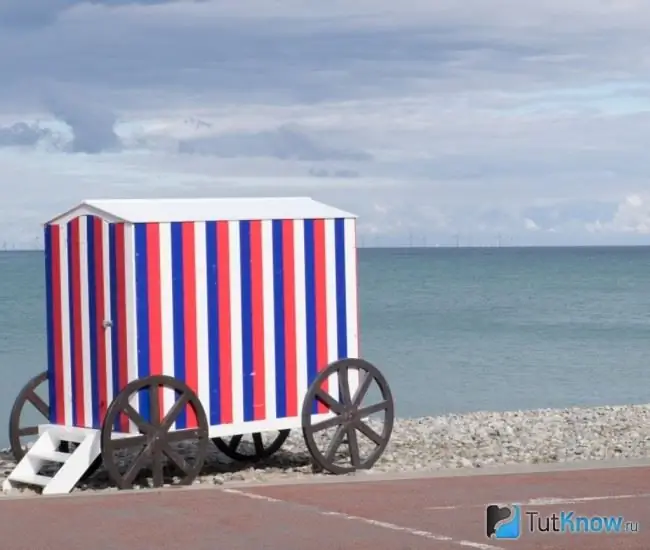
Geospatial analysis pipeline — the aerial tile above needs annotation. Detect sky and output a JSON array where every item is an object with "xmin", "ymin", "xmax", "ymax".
[{"xmin": 1, "ymin": 0, "xmax": 650, "ymax": 247}]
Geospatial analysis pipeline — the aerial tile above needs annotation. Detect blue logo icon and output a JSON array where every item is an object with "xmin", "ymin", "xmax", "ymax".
[{"xmin": 486, "ymin": 504, "xmax": 521, "ymax": 539}]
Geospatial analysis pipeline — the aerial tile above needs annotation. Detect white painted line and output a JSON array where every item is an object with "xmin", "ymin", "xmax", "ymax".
[
  {"xmin": 427, "ymin": 492, "xmax": 650, "ymax": 511},
  {"xmin": 223, "ymin": 488, "xmax": 504, "ymax": 550},
  {"xmin": 524, "ymin": 493, "xmax": 650, "ymax": 506}
]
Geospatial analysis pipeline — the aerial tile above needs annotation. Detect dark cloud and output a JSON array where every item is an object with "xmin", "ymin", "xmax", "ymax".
[
  {"xmin": 0, "ymin": 1, "xmax": 647, "ymax": 108},
  {"xmin": 43, "ymin": 90, "xmax": 122, "ymax": 153},
  {"xmin": 0, "ymin": 0, "xmax": 183, "ymax": 27},
  {"xmin": 0, "ymin": 122, "xmax": 51, "ymax": 147},
  {"xmin": 308, "ymin": 167, "xmax": 360, "ymax": 178},
  {"xmin": 178, "ymin": 125, "xmax": 372, "ymax": 161}
]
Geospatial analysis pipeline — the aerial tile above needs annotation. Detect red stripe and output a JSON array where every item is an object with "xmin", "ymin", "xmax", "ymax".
[
  {"xmin": 313, "ymin": 219, "xmax": 329, "ymax": 413},
  {"xmin": 250, "ymin": 220, "xmax": 266, "ymax": 420},
  {"xmin": 51, "ymin": 226, "xmax": 65, "ymax": 425},
  {"xmin": 115, "ymin": 224, "xmax": 129, "ymax": 433},
  {"xmin": 70, "ymin": 218, "xmax": 85, "ymax": 427},
  {"xmin": 217, "ymin": 221, "xmax": 233, "ymax": 423},
  {"xmin": 182, "ymin": 222, "xmax": 198, "ymax": 428},
  {"xmin": 146, "ymin": 223, "xmax": 164, "ymax": 421},
  {"xmin": 282, "ymin": 220, "xmax": 297, "ymax": 417},
  {"xmin": 93, "ymin": 217, "xmax": 108, "ymax": 424}
]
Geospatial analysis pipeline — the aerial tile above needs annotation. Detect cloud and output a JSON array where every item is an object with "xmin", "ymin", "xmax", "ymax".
[
  {"xmin": 0, "ymin": 122, "xmax": 51, "ymax": 147},
  {"xmin": 0, "ymin": 0, "xmax": 183, "ymax": 28},
  {"xmin": 42, "ymin": 88, "xmax": 122, "ymax": 153},
  {"xmin": 178, "ymin": 125, "xmax": 372, "ymax": 161},
  {"xmin": 1, "ymin": 0, "xmax": 650, "ymax": 245}
]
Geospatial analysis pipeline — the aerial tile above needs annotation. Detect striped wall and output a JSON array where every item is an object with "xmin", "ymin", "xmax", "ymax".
[{"xmin": 44, "ymin": 215, "xmax": 359, "ymax": 432}]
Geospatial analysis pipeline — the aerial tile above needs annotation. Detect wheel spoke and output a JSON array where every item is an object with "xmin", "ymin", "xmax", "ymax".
[
  {"xmin": 27, "ymin": 391, "xmax": 49, "ymax": 418},
  {"xmin": 149, "ymin": 384, "xmax": 161, "ymax": 425},
  {"xmin": 324, "ymin": 424, "xmax": 347, "ymax": 462},
  {"xmin": 160, "ymin": 393, "xmax": 190, "ymax": 431},
  {"xmin": 252, "ymin": 433, "xmax": 264, "ymax": 456},
  {"xmin": 124, "ymin": 404, "xmax": 152, "ymax": 434},
  {"xmin": 122, "ymin": 445, "xmax": 151, "ymax": 486},
  {"xmin": 167, "ymin": 429, "xmax": 200, "ymax": 442},
  {"xmin": 346, "ymin": 424, "xmax": 361, "ymax": 467},
  {"xmin": 151, "ymin": 444, "xmax": 164, "ymax": 487},
  {"xmin": 338, "ymin": 367, "xmax": 352, "ymax": 405},
  {"xmin": 228, "ymin": 434, "xmax": 243, "ymax": 452},
  {"xmin": 315, "ymin": 388, "xmax": 344, "ymax": 414},
  {"xmin": 111, "ymin": 434, "xmax": 148, "ymax": 450},
  {"xmin": 162, "ymin": 442, "xmax": 191, "ymax": 474},
  {"xmin": 354, "ymin": 420, "xmax": 384, "ymax": 445},
  {"xmin": 357, "ymin": 400, "xmax": 390, "ymax": 418},
  {"xmin": 310, "ymin": 414, "xmax": 344, "ymax": 433},
  {"xmin": 351, "ymin": 371, "xmax": 373, "ymax": 407},
  {"xmin": 18, "ymin": 426, "xmax": 39, "ymax": 437}
]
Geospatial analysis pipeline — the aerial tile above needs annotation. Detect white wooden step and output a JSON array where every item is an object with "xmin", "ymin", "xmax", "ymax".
[
  {"xmin": 7, "ymin": 472, "xmax": 52, "ymax": 488},
  {"xmin": 29, "ymin": 449, "xmax": 71, "ymax": 463},
  {"xmin": 3, "ymin": 428, "xmax": 101, "ymax": 496}
]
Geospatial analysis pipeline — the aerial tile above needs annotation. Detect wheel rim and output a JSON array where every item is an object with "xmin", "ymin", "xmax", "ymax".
[
  {"xmin": 9, "ymin": 371, "xmax": 49, "ymax": 462},
  {"xmin": 212, "ymin": 430, "xmax": 290, "ymax": 462},
  {"xmin": 301, "ymin": 358, "xmax": 394, "ymax": 475},
  {"xmin": 100, "ymin": 375, "xmax": 209, "ymax": 489}
]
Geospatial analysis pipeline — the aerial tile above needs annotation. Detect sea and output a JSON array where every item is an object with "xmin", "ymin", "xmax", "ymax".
[{"xmin": 1, "ymin": 246, "xmax": 649, "ymax": 449}]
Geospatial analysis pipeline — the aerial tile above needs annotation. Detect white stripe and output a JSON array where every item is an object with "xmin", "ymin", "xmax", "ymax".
[
  {"xmin": 123, "ymin": 224, "xmax": 138, "ymax": 433},
  {"xmin": 101, "ymin": 220, "xmax": 113, "ymax": 415},
  {"xmin": 194, "ymin": 222, "xmax": 210, "ymax": 424},
  {"xmin": 229, "ymin": 221, "xmax": 244, "ymax": 425},
  {"xmin": 78, "ymin": 218, "xmax": 93, "ymax": 427},
  {"xmin": 426, "ymin": 493, "xmax": 650, "ymax": 511},
  {"xmin": 223, "ymin": 489, "xmax": 503, "ymax": 550},
  {"xmin": 324, "ymin": 219, "xmax": 339, "ymax": 402},
  {"xmin": 343, "ymin": 218, "xmax": 360, "ymax": 393},
  {"xmin": 261, "ymin": 220, "xmax": 276, "ymax": 421},
  {"xmin": 292, "ymin": 220, "xmax": 308, "ymax": 414},
  {"xmin": 159, "ymin": 223, "xmax": 176, "ymax": 429},
  {"xmin": 58, "ymin": 225, "xmax": 73, "ymax": 426},
  {"xmin": 523, "ymin": 493, "xmax": 650, "ymax": 506}
]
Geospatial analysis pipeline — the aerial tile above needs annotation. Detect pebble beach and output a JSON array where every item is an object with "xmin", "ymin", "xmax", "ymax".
[{"xmin": 2, "ymin": 403, "xmax": 650, "ymax": 497}]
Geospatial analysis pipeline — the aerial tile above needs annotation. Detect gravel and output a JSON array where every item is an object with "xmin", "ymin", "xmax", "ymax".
[{"xmin": 2, "ymin": 403, "xmax": 649, "ymax": 496}]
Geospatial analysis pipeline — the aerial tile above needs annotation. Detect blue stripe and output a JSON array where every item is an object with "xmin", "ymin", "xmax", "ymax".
[
  {"xmin": 272, "ymin": 220, "xmax": 287, "ymax": 418},
  {"xmin": 303, "ymin": 220, "xmax": 318, "ymax": 414},
  {"xmin": 108, "ymin": 224, "xmax": 120, "ymax": 432},
  {"xmin": 205, "ymin": 221, "xmax": 221, "ymax": 425},
  {"xmin": 86, "ymin": 218, "xmax": 100, "ymax": 429},
  {"xmin": 170, "ymin": 222, "xmax": 187, "ymax": 428},
  {"xmin": 239, "ymin": 221, "xmax": 254, "ymax": 422},
  {"xmin": 134, "ymin": 224, "xmax": 151, "ymax": 423},
  {"xmin": 44, "ymin": 226, "xmax": 56, "ymax": 423},
  {"xmin": 66, "ymin": 222, "xmax": 78, "ymax": 426},
  {"xmin": 334, "ymin": 219, "xmax": 348, "ymax": 359}
]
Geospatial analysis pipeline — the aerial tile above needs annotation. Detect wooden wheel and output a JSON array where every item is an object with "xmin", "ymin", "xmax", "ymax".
[
  {"xmin": 212, "ymin": 430, "xmax": 290, "ymax": 462},
  {"xmin": 100, "ymin": 375, "xmax": 209, "ymax": 490},
  {"xmin": 301, "ymin": 358, "xmax": 394, "ymax": 475},
  {"xmin": 9, "ymin": 371, "xmax": 49, "ymax": 462}
]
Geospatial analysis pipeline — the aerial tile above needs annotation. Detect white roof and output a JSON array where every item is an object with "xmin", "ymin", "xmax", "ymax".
[{"xmin": 46, "ymin": 197, "xmax": 357, "ymax": 224}]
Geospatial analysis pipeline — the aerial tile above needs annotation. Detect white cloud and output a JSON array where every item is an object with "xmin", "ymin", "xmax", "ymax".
[{"xmin": 1, "ymin": 0, "xmax": 650, "ymax": 246}]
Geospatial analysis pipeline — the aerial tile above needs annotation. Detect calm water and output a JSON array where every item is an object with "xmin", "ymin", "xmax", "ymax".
[{"xmin": 1, "ymin": 247, "xmax": 649, "ymax": 448}]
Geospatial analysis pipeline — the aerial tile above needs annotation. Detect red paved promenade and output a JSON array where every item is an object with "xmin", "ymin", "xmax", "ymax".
[{"xmin": 0, "ymin": 463, "xmax": 647, "ymax": 549}]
